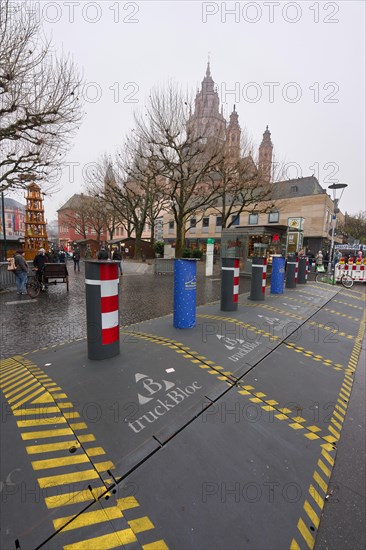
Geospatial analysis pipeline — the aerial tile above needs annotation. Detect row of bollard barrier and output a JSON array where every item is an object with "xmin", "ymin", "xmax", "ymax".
[{"xmin": 84, "ymin": 256, "xmax": 309, "ymax": 360}]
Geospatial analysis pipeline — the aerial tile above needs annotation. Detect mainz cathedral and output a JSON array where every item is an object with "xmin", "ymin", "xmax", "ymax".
[{"xmin": 188, "ymin": 62, "xmax": 273, "ymax": 183}]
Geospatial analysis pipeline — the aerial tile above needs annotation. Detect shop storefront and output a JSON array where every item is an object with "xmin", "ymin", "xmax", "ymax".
[{"xmin": 221, "ymin": 225, "xmax": 288, "ymax": 274}]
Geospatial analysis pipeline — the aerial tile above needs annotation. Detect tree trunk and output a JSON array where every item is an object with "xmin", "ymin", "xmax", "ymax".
[
  {"xmin": 134, "ymin": 225, "xmax": 143, "ymax": 259},
  {"xmin": 175, "ymin": 219, "xmax": 186, "ymax": 258},
  {"xmin": 150, "ymin": 220, "xmax": 155, "ymax": 244}
]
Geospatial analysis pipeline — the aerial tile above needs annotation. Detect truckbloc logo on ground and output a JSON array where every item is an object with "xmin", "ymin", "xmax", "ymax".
[
  {"xmin": 216, "ymin": 335, "xmax": 260, "ymax": 362},
  {"xmin": 128, "ymin": 373, "xmax": 202, "ymax": 433}
]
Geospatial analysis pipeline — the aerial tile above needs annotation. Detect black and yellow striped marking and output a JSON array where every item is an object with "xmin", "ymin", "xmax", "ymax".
[
  {"xmin": 323, "ymin": 307, "xmax": 361, "ymax": 322},
  {"xmin": 197, "ymin": 313, "xmax": 279, "ymax": 341},
  {"xmin": 284, "ymin": 342, "xmax": 346, "ymax": 372},
  {"xmin": 290, "ymin": 307, "xmax": 365, "ymax": 550},
  {"xmin": 0, "ymin": 356, "xmax": 168, "ymax": 549},
  {"xmin": 242, "ymin": 301, "xmax": 305, "ymax": 320}
]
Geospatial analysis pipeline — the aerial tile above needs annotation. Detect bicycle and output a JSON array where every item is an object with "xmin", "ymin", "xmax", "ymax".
[
  {"xmin": 315, "ymin": 268, "xmax": 353, "ymax": 288},
  {"xmin": 26, "ymin": 270, "xmax": 42, "ymax": 298}
]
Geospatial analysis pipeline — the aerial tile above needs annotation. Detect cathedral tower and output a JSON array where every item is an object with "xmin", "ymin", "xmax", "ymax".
[
  {"xmin": 187, "ymin": 62, "xmax": 226, "ymax": 145},
  {"xmin": 225, "ymin": 105, "xmax": 241, "ymax": 163},
  {"xmin": 258, "ymin": 126, "xmax": 273, "ymax": 183}
]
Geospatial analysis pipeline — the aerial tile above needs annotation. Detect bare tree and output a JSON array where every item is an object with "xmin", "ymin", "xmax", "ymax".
[
  {"xmin": 0, "ymin": 0, "xmax": 83, "ymax": 193},
  {"xmin": 61, "ymin": 194, "xmax": 89, "ymax": 240},
  {"xmin": 134, "ymin": 83, "xmax": 225, "ymax": 258}
]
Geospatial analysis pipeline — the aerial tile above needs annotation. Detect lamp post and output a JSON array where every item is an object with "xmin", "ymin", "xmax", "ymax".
[{"xmin": 328, "ymin": 183, "xmax": 348, "ymax": 273}]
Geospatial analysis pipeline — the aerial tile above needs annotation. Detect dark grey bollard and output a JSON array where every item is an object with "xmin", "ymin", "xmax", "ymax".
[
  {"xmin": 221, "ymin": 258, "xmax": 240, "ymax": 311},
  {"xmin": 298, "ymin": 257, "xmax": 308, "ymax": 284},
  {"xmin": 248, "ymin": 257, "xmax": 267, "ymax": 301},
  {"xmin": 85, "ymin": 261, "xmax": 120, "ymax": 360},
  {"xmin": 286, "ymin": 255, "xmax": 298, "ymax": 289}
]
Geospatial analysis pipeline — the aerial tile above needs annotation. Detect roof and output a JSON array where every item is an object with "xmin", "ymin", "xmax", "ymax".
[
  {"xmin": 4, "ymin": 198, "xmax": 25, "ymax": 210},
  {"xmin": 57, "ymin": 194, "xmax": 86, "ymax": 211},
  {"xmin": 271, "ymin": 175, "xmax": 325, "ymax": 199}
]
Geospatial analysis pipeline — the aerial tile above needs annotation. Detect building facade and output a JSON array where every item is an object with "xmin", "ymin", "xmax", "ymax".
[{"xmin": 0, "ymin": 197, "xmax": 26, "ymax": 259}]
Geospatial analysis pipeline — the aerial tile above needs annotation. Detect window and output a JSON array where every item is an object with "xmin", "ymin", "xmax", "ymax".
[
  {"xmin": 216, "ymin": 216, "xmax": 222, "ymax": 227},
  {"xmin": 249, "ymin": 213, "xmax": 258, "ymax": 225},
  {"xmin": 231, "ymin": 214, "xmax": 240, "ymax": 226},
  {"xmin": 202, "ymin": 217, "xmax": 209, "ymax": 228},
  {"xmin": 190, "ymin": 218, "xmax": 196, "ymax": 228},
  {"xmin": 168, "ymin": 220, "xmax": 174, "ymax": 230},
  {"xmin": 268, "ymin": 211, "xmax": 279, "ymax": 223},
  {"xmin": 290, "ymin": 185, "xmax": 298, "ymax": 193}
]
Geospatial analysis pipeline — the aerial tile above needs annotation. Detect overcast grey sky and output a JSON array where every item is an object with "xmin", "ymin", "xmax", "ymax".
[{"xmin": 9, "ymin": 0, "xmax": 366, "ymax": 220}]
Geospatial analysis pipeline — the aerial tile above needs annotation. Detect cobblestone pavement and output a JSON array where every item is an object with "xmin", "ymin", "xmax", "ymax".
[{"xmin": 0, "ymin": 260, "xmax": 252, "ymax": 357}]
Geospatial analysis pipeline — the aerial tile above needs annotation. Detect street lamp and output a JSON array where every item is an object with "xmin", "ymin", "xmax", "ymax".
[{"xmin": 328, "ymin": 183, "xmax": 348, "ymax": 272}]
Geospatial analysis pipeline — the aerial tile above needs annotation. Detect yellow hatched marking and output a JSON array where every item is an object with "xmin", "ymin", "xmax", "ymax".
[
  {"xmin": 333, "ymin": 411, "xmax": 344, "ymax": 423},
  {"xmin": 304, "ymin": 500, "xmax": 320, "ymax": 528},
  {"xmin": 4, "ymin": 378, "xmax": 41, "ymax": 398},
  {"xmin": 304, "ymin": 432, "xmax": 320, "ymax": 440},
  {"xmin": 117, "ymin": 496, "xmax": 139, "ymax": 511},
  {"xmin": 26, "ymin": 441, "xmax": 80, "ymax": 454},
  {"xmin": 274, "ymin": 414, "xmax": 288, "ymax": 421},
  {"xmin": 292, "ymin": 416, "xmax": 306, "ymax": 423},
  {"xmin": 46, "ymin": 387, "xmax": 63, "ymax": 393},
  {"xmin": 321, "ymin": 449, "xmax": 335, "ymax": 466},
  {"xmin": 12, "ymin": 387, "xmax": 44, "ymax": 408},
  {"xmin": 31, "ymin": 392, "xmax": 54, "ymax": 404},
  {"xmin": 309, "ymin": 484, "xmax": 324, "ymax": 510},
  {"xmin": 249, "ymin": 397, "xmax": 262, "ymax": 403},
  {"xmin": 70, "ymin": 422, "xmax": 87, "ymax": 430},
  {"xmin": 45, "ymin": 486, "xmax": 107, "ymax": 509},
  {"xmin": 238, "ymin": 390, "xmax": 250, "ymax": 395},
  {"xmin": 297, "ymin": 517, "xmax": 315, "ymax": 549},
  {"xmin": 16, "ymin": 416, "xmax": 66, "ymax": 428},
  {"xmin": 52, "ymin": 393, "xmax": 67, "ymax": 399},
  {"xmin": 289, "ymin": 423, "xmax": 304, "ymax": 430},
  {"xmin": 38, "ymin": 469, "xmax": 100, "ymax": 488},
  {"xmin": 279, "ymin": 407, "xmax": 292, "ymax": 414},
  {"xmin": 266, "ymin": 399, "xmax": 279, "ymax": 406},
  {"xmin": 261, "ymin": 405, "xmax": 275, "ymax": 412},
  {"xmin": 78, "ymin": 434, "xmax": 96, "ymax": 443},
  {"xmin": 8, "ymin": 382, "xmax": 41, "ymax": 404},
  {"xmin": 64, "ymin": 412, "xmax": 81, "ymax": 420},
  {"xmin": 331, "ymin": 418, "xmax": 342, "ymax": 431},
  {"xmin": 328, "ymin": 425, "xmax": 340, "ymax": 439},
  {"xmin": 58, "ymin": 402, "xmax": 74, "ymax": 409},
  {"xmin": 313, "ymin": 471, "xmax": 328, "ymax": 493},
  {"xmin": 63, "ymin": 528, "xmax": 137, "ymax": 550},
  {"xmin": 13, "ymin": 407, "xmax": 60, "ymax": 416},
  {"xmin": 85, "ymin": 447, "xmax": 106, "ymax": 457},
  {"xmin": 0, "ymin": 369, "xmax": 28, "ymax": 383},
  {"xmin": 290, "ymin": 539, "xmax": 301, "ymax": 550},
  {"xmin": 254, "ymin": 392, "xmax": 266, "ymax": 398},
  {"xmin": 31, "ymin": 454, "xmax": 90, "ymax": 470},
  {"xmin": 21, "ymin": 428, "xmax": 73, "ymax": 440},
  {"xmin": 323, "ymin": 435, "xmax": 337, "ymax": 443},
  {"xmin": 142, "ymin": 541, "xmax": 169, "ymax": 550},
  {"xmin": 1, "ymin": 373, "xmax": 34, "ymax": 391},
  {"xmin": 307, "ymin": 425, "xmax": 322, "ymax": 433},
  {"xmin": 95, "ymin": 461, "xmax": 114, "ymax": 472},
  {"xmin": 317, "ymin": 459, "xmax": 331, "ymax": 478},
  {"xmin": 129, "ymin": 516, "xmax": 155, "ymax": 533},
  {"xmin": 53, "ymin": 506, "xmax": 122, "ymax": 531}
]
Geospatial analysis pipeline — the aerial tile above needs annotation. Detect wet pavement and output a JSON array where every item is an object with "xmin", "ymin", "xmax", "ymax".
[{"xmin": 0, "ymin": 260, "xmax": 251, "ymax": 358}]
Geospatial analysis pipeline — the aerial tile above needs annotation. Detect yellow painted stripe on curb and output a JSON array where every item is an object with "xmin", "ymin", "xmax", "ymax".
[
  {"xmin": 53, "ymin": 506, "xmax": 122, "ymax": 531},
  {"xmin": 21, "ymin": 428, "xmax": 73, "ymax": 440},
  {"xmin": 117, "ymin": 496, "xmax": 139, "ymax": 511},
  {"xmin": 129, "ymin": 516, "xmax": 155, "ymax": 534},
  {"xmin": 17, "ymin": 417, "xmax": 66, "ymax": 428},
  {"xmin": 297, "ymin": 516, "xmax": 315, "ymax": 549},
  {"xmin": 38, "ymin": 469, "xmax": 100, "ymax": 488},
  {"xmin": 63, "ymin": 528, "xmax": 137, "ymax": 550},
  {"xmin": 26, "ymin": 441, "xmax": 80, "ymax": 454},
  {"xmin": 304, "ymin": 499, "xmax": 320, "ymax": 528},
  {"xmin": 317, "ymin": 459, "xmax": 331, "ymax": 478},
  {"xmin": 313, "ymin": 471, "xmax": 328, "ymax": 493},
  {"xmin": 31, "ymin": 454, "xmax": 90, "ymax": 470},
  {"xmin": 142, "ymin": 541, "xmax": 170, "ymax": 550},
  {"xmin": 309, "ymin": 485, "xmax": 324, "ymax": 510}
]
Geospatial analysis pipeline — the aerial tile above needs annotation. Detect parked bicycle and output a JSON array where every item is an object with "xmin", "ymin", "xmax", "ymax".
[
  {"xmin": 315, "ymin": 266, "xmax": 353, "ymax": 288},
  {"xmin": 26, "ymin": 270, "xmax": 42, "ymax": 297}
]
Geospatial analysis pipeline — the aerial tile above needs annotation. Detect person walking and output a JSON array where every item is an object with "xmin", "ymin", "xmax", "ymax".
[
  {"xmin": 112, "ymin": 248, "xmax": 123, "ymax": 275},
  {"xmin": 73, "ymin": 248, "xmax": 81, "ymax": 272},
  {"xmin": 315, "ymin": 250, "xmax": 324, "ymax": 272},
  {"xmin": 14, "ymin": 249, "xmax": 28, "ymax": 294},
  {"xmin": 58, "ymin": 249, "xmax": 66, "ymax": 263},
  {"xmin": 33, "ymin": 248, "xmax": 48, "ymax": 290},
  {"xmin": 97, "ymin": 247, "xmax": 109, "ymax": 260}
]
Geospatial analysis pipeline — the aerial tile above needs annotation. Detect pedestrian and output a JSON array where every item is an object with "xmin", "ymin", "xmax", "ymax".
[
  {"xmin": 33, "ymin": 248, "xmax": 47, "ymax": 290},
  {"xmin": 97, "ymin": 247, "xmax": 109, "ymax": 260},
  {"xmin": 333, "ymin": 249, "xmax": 341, "ymax": 266},
  {"xmin": 323, "ymin": 250, "xmax": 329, "ymax": 270},
  {"xmin": 112, "ymin": 248, "xmax": 123, "ymax": 275},
  {"xmin": 14, "ymin": 249, "xmax": 28, "ymax": 295},
  {"xmin": 315, "ymin": 250, "xmax": 324, "ymax": 272},
  {"xmin": 59, "ymin": 249, "xmax": 66, "ymax": 263},
  {"xmin": 73, "ymin": 248, "xmax": 81, "ymax": 272}
]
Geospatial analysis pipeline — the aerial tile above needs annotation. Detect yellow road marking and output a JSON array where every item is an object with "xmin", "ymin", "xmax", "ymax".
[
  {"xmin": 17, "ymin": 417, "xmax": 66, "ymax": 428},
  {"xmin": 31, "ymin": 454, "xmax": 90, "ymax": 470},
  {"xmin": 63, "ymin": 528, "xmax": 137, "ymax": 550},
  {"xmin": 53, "ymin": 506, "xmax": 122, "ymax": 531},
  {"xmin": 129, "ymin": 516, "xmax": 155, "ymax": 533},
  {"xmin": 26, "ymin": 441, "xmax": 80, "ymax": 454},
  {"xmin": 38, "ymin": 469, "xmax": 100, "ymax": 488},
  {"xmin": 21, "ymin": 428, "xmax": 73, "ymax": 440}
]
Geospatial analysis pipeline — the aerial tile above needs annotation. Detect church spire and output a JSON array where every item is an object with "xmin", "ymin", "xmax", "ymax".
[
  {"xmin": 225, "ymin": 105, "xmax": 241, "ymax": 163},
  {"xmin": 258, "ymin": 125, "xmax": 273, "ymax": 183}
]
